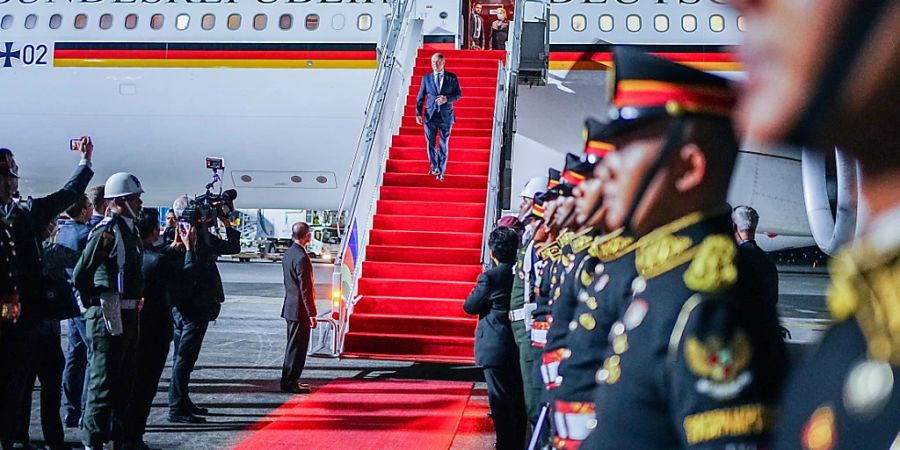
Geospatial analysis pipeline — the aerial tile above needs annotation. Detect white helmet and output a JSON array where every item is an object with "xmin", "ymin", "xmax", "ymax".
[
  {"xmin": 104, "ymin": 172, "xmax": 144, "ymax": 199},
  {"xmin": 520, "ymin": 176, "xmax": 548, "ymax": 199}
]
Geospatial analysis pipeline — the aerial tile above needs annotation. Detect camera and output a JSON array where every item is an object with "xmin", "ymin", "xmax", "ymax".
[{"xmin": 180, "ymin": 157, "xmax": 238, "ymax": 225}]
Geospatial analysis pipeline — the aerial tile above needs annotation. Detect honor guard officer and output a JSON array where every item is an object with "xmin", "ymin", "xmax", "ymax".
[
  {"xmin": 728, "ymin": 0, "xmax": 900, "ymax": 448},
  {"xmin": 0, "ymin": 141, "xmax": 95, "ymax": 449},
  {"xmin": 510, "ymin": 175, "xmax": 548, "ymax": 436},
  {"xmin": 551, "ymin": 120, "xmax": 636, "ymax": 450},
  {"xmin": 74, "ymin": 172, "xmax": 146, "ymax": 450},
  {"xmin": 541, "ymin": 154, "xmax": 596, "ymax": 399},
  {"xmin": 581, "ymin": 47, "xmax": 788, "ymax": 449}
]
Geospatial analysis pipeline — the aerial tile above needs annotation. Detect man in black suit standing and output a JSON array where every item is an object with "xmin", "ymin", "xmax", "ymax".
[
  {"xmin": 415, "ymin": 52, "xmax": 462, "ymax": 182},
  {"xmin": 281, "ymin": 221, "xmax": 317, "ymax": 394},
  {"xmin": 463, "ymin": 227, "xmax": 526, "ymax": 450},
  {"xmin": 732, "ymin": 205, "xmax": 779, "ymax": 309}
]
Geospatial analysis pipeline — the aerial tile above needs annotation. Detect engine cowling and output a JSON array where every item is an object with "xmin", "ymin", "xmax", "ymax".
[{"xmin": 800, "ymin": 148, "xmax": 862, "ymax": 255}]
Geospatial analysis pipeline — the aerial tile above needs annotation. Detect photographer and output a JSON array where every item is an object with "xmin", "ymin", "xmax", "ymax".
[
  {"xmin": 0, "ymin": 139, "xmax": 94, "ymax": 449},
  {"xmin": 168, "ymin": 194, "xmax": 240, "ymax": 423}
]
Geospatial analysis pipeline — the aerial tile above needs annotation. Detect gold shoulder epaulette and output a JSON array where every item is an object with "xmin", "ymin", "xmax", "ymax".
[
  {"xmin": 540, "ymin": 242, "xmax": 562, "ymax": 262},
  {"xmin": 558, "ymin": 230, "xmax": 575, "ymax": 247},
  {"xmin": 590, "ymin": 228, "xmax": 637, "ymax": 262},
  {"xmin": 571, "ymin": 228, "xmax": 595, "ymax": 254},
  {"xmin": 636, "ymin": 234, "xmax": 694, "ymax": 280},
  {"xmin": 827, "ymin": 243, "xmax": 900, "ymax": 364},
  {"xmin": 683, "ymin": 234, "xmax": 738, "ymax": 293}
]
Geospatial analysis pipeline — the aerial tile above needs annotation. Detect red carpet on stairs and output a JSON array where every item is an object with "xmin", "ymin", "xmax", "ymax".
[
  {"xmin": 343, "ymin": 49, "xmax": 505, "ymax": 364},
  {"xmin": 232, "ymin": 380, "xmax": 474, "ymax": 450}
]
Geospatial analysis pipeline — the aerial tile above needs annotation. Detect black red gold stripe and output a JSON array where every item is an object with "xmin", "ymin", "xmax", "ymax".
[
  {"xmin": 549, "ymin": 44, "xmax": 740, "ymax": 72},
  {"xmin": 562, "ymin": 170, "xmax": 587, "ymax": 186},
  {"xmin": 532, "ymin": 203, "xmax": 546, "ymax": 218},
  {"xmin": 584, "ymin": 140, "xmax": 614, "ymax": 158},
  {"xmin": 614, "ymin": 79, "xmax": 736, "ymax": 116},
  {"xmin": 53, "ymin": 42, "xmax": 377, "ymax": 69}
]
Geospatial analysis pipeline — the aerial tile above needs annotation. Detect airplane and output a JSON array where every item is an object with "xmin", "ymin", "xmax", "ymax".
[{"xmin": 0, "ymin": 0, "xmax": 853, "ymax": 251}]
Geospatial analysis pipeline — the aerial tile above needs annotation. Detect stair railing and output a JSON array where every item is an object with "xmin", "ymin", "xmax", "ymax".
[
  {"xmin": 481, "ymin": 61, "xmax": 510, "ymax": 269},
  {"xmin": 313, "ymin": 0, "xmax": 422, "ymax": 358}
]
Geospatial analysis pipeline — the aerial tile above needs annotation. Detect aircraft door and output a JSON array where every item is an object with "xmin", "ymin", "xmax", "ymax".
[{"xmin": 464, "ymin": 0, "xmax": 515, "ymax": 50}]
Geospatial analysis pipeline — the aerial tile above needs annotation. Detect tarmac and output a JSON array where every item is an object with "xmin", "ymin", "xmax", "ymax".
[{"xmin": 22, "ymin": 260, "xmax": 831, "ymax": 449}]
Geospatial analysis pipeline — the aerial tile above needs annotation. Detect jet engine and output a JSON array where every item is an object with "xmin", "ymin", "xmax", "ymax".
[{"xmin": 801, "ymin": 148, "xmax": 863, "ymax": 255}]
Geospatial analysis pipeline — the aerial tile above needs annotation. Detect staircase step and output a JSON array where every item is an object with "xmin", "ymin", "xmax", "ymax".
[
  {"xmin": 350, "ymin": 313, "xmax": 476, "ymax": 337},
  {"xmin": 379, "ymin": 186, "xmax": 486, "ymax": 203},
  {"xmin": 418, "ymin": 49, "xmax": 506, "ymax": 59},
  {"xmin": 369, "ymin": 230, "xmax": 484, "ymax": 248},
  {"xmin": 401, "ymin": 116, "xmax": 492, "ymax": 129},
  {"xmin": 383, "ymin": 173, "xmax": 488, "ymax": 189},
  {"xmin": 397, "ymin": 126, "xmax": 492, "ymax": 137},
  {"xmin": 411, "ymin": 75, "xmax": 497, "ymax": 87},
  {"xmin": 376, "ymin": 200, "xmax": 485, "ymax": 218},
  {"xmin": 373, "ymin": 214, "xmax": 484, "ymax": 233},
  {"xmin": 358, "ymin": 278, "xmax": 476, "ymax": 299},
  {"xmin": 343, "ymin": 332, "xmax": 474, "ymax": 361},
  {"xmin": 416, "ymin": 57, "xmax": 503, "ymax": 68},
  {"xmin": 407, "ymin": 86, "xmax": 497, "ymax": 98},
  {"xmin": 393, "ymin": 135, "xmax": 490, "ymax": 148},
  {"xmin": 386, "ymin": 160, "xmax": 489, "ymax": 176},
  {"xmin": 366, "ymin": 245, "xmax": 482, "ymax": 265},
  {"xmin": 389, "ymin": 147, "xmax": 490, "ymax": 162},
  {"xmin": 362, "ymin": 261, "xmax": 482, "ymax": 282},
  {"xmin": 406, "ymin": 95, "xmax": 496, "ymax": 108},
  {"xmin": 413, "ymin": 67, "xmax": 499, "ymax": 78},
  {"xmin": 404, "ymin": 105, "xmax": 494, "ymax": 117}
]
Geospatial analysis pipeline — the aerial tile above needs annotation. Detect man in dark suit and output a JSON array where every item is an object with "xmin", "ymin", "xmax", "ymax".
[
  {"xmin": 463, "ymin": 227, "xmax": 526, "ymax": 450},
  {"xmin": 415, "ymin": 52, "xmax": 462, "ymax": 182},
  {"xmin": 281, "ymin": 221, "xmax": 317, "ymax": 394},
  {"xmin": 732, "ymin": 205, "xmax": 779, "ymax": 308},
  {"xmin": 0, "ymin": 140, "xmax": 94, "ymax": 449},
  {"xmin": 469, "ymin": 3, "xmax": 484, "ymax": 49}
]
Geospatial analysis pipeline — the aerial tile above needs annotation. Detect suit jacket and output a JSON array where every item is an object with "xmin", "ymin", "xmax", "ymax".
[
  {"xmin": 171, "ymin": 226, "xmax": 239, "ymax": 321},
  {"xmin": 281, "ymin": 242, "xmax": 316, "ymax": 322},
  {"xmin": 463, "ymin": 262, "xmax": 518, "ymax": 368},
  {"xmin": 3, "ymin": 163, "xmax": 92, "ymax": 321},
  {"xmin": 415, "ymin": 71, "xmax": 462, "ymax": 124},
  {"xmin": 738, "ymin": 240, "xmax": 779, "ymax": 309},
  {"xmin": 469, "ymin": 12, "xmax": 483, "ymax": 41}
]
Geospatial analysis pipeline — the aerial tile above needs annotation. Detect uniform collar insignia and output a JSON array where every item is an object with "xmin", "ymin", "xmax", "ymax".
[
  {"xmin": 589, "ymin": 228, "xmax": 637, "ymax": 262},
  {"xmin": 633, "ymin": 206, "xmax": 732, "ymax": 281},
  {"xmin": 571, "ymin": 228, "xmax": 596, "ymax": 254},
  {"xmin": 539, "ymin": 241, "xmax": 562, "ymax": 262}
]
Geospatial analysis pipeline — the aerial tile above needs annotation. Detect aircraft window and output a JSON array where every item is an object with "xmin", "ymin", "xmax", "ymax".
[
  {"xmin": 125, "ymin": 14, "xmax": 138, "ymax": 30},
  {"xmin": 99, "ymin": 14, "xmax": 113, "ymax": 30},
  {"xmin": 228, "ymin": 14, "xmax": 241, "ymax": 30},
  {"xmin": 74, "ymin": 14, "xmax": 88, "ymax": 30},
  {"xmin": 709, "ymin": 14, "xmax": 725, "ymax": 32},
  {"xmin": 548, "ymin": 14, "xmax": 559, "ymax": 32},
  {"xmin": 626, "ymin": 14, "xmax": 641, "ymax": 32},
  {"xmin": 202, "ymin": 14, "xmax": 215, "ymax": 30},
  {"xmin": 571, "ymin": 14, "xmax": 586, "ymax": 32},
  {"xmin": 682, "ymin": 14, "xmax": 697, "ymax": 32},
  {"xmin": 279, "ymin": 14, "xmax": 293, "ymax": 30},
  {"xmin": 25, "ymin": 14, "xmax": 37, "ymax": 29},
  {"xmin": 737, "ymin": 15, "xmax": 746, "ymax": 32},
  {"xmin": 253, "ymin": 14, "xmax": 267, "ymax": 30},
  {"xmin": 176, "ymin": 14, "xmax": 190, "ymax": 30},
  {"xmin": 332, "ymin": 14, "xmax": 345, "ymax": 31},
  {"xmin": 305, "ymin": 14, "xmax": 319, "ymax": 30},
  {"xmin": 598, "ymin": 14, "xmax": 613, "ymax": 32},
  {"xmin": 49, "ymin": 14, "xmax": 62, "ymax": 30},
  {"xmin": 151, "ymin": 14, "xmax": 164, "ymax": 30},
  {"xmin": 357, "ymin": 14, "xmax": 372, "ymax": 31},
  {"xmin": 0, "ymin": 15, "xmax": 11, "ymax": 31},
  {"xmin": 654, "ymin": 15, "xmax": 669, "ymax": 32}
]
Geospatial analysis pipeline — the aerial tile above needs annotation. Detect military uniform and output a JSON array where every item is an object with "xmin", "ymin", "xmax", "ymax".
[
  {"xmin": 0, "ymin": 214, "xmax": 23, "ymax": 449},
  {"xmin": 74, "ymin": 214, "xmax": 144, "ymax": 448},
  {"xmin": 773, "ymin": 210, "xmax": 900, "ymax": 450},
  {"xmin": 552, "ymin": 229, "xmax": 637, "ymax": 449},
  {"xmin": 510, "ymin": 234, "xmax": 540, "ymax": 426}
]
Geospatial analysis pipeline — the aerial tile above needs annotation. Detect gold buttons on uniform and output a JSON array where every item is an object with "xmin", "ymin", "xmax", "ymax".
[
  {"xmin": 594, "ymin": 263, "xmax": 605, "ymax": 275},
  {"xmin": 569, "ymin": 321, "xmax": 577, "ymax": 331},
  {"xmin": 579, "ymin": 313, "xmax": 596, "ymax": 330},
  {"xmin": 631, "ymin": 277, "xmax": 647, "ymax": 295},
  {"xmin": 580, "ymin": 270, "xmax": 593, "ymax": 287},
  {"xmin": 585, "ymin": 297, "xmax": 598, "ymax": 310},
  {"xmin": 597, "ymin": 355, "xmax": 622, "ymax": 384},
  {"xmin": 613, "ymin": 334, "xmax": 629, "ymax": 354}
]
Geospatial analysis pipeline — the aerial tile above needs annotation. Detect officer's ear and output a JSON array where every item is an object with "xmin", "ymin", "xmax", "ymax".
[{"xmin": 673, "ymin": 142, "xmax": 707, "ymax": 193}]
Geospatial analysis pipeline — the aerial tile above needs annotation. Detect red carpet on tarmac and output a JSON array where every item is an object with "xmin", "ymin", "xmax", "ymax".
[
  {"xmin": 343, "ymin": 49, "xmax": 506, "ymax": 364},
  {"xmin": 232, "ymin": 379, "xmax": 474, "ymax": 450}
]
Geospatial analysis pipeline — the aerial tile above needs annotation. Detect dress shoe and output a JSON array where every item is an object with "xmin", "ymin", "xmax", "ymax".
[
  {"xmin": 64, "ymin": 414, "xmax": 81, "ymax": 429},
  {"xmin": 167, "ymin": 413, "xmax": 206, "ymax": 424},
  {"xmin": 280, "ymin": 383, "xmax": 311, "ymax": 394},
  {"xmin": 189, "ymin": 405, "xmax": 209, "ymax": 415},
  {"xmin": 436, "ymin": 174, "xmax": 445, "ymax": 182}
]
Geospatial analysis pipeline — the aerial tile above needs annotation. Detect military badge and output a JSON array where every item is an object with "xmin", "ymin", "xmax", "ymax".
[
  {"xmin": 685, "ymin": 330, "xmax": 753, "ymax": 400},
  {"xmin": 801, "ymin": 405, "xmax": 837, "ymax": 450}
]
